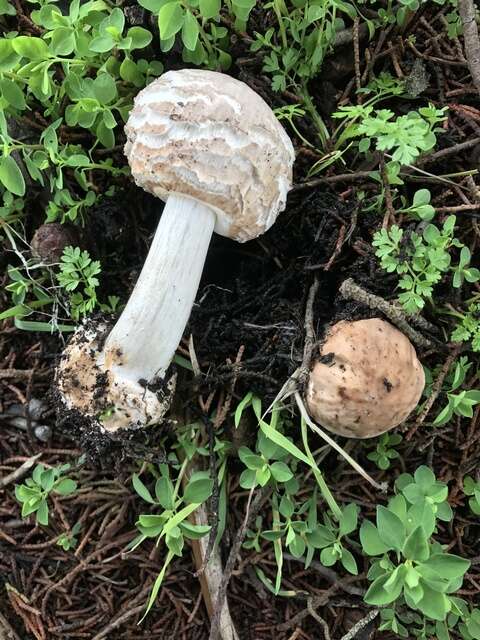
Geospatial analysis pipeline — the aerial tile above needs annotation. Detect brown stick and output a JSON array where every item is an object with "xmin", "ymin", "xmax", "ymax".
[
  {"xmin": 458, "ymin": 0, "xmax": 480, "ymax": 94},
  {"xmin": 292, "ymin": 171, "xmax": 373, "ymax": 191},
  {"xmin": 0, "ymin": 610, "xmax": 22, "ymax": 640},
  {"xmin": 406, "ymin": 345, "xmax": 462, "ymax": 440},
  {"xmin": 0, "ymin": 369, "xmax": 35, "ymax": 380},
  {"xmin": 417, "ymin": 136, "xmax": 480, "ymax": 166},
  {"xmin": 339, "ymin": 278, "xmax": 435, "ymax": 349},
  {"xmin": 0, "ymin": 454, "xmax": 42, "ymax": 489},
  {"xmin": 208, "ymin": 487, "xmax": 270, "ymax": 640}
]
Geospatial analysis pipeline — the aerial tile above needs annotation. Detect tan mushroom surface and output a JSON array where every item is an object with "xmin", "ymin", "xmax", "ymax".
[
  {"xmin": 306, "ymin": 318, "xmax": 425, "ymax": 438},
  {"xmin": 124, "ymin": 68, "xmax": 294, "ymax": 242}
]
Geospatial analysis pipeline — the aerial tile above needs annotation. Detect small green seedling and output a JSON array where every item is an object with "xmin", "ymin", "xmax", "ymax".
[
  {"xmin": 360, "ymin": 466, "xmax": 477, "ymax": 637},
  {"xmin": 373, "ymin": 216, "xmax": 480, "ymax": 314},
  {"xmin": 15, "ymin": 463, "xmax": 77, "ymax": 525},
  {"xmin": 463, "ymin": 477, "xmax": 480, "ymax": 516},
  {"xmin": 57, "ymin": 522, "xmax": 82, "ymax": 550},
  {"xmin": 57, "ymin": 246, "xmax": 120, "ymax": 321},
  {"xmin": 367, "ymin": 433, "xmax": 403, "ymax": 470},
  {"xmin": 450, "ymin": 303, "xmax": 480, "ymax": 352},
  {"xmin": 238, "ymin": 431, "xmax": 294, "ymax": 490},
  {"xmin": 399, "ymin": 189, "xmax": 435, "ymax": 222},
  {"xmin": 431, "ymin": 358, "xmax": 480, "ymax": 426},
  {"xmin": 130, "ymin": 464, "xmax": 213, "ymax": 618},
  {"xmin": 261, "ymin": 494, "xmax": 359, "ymax": 570}
]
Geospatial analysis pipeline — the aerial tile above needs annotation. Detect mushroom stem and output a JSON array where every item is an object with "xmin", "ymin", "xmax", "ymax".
[{"xmin": 104, "ymin": 194, "xmax": 215, "ymax": 383}]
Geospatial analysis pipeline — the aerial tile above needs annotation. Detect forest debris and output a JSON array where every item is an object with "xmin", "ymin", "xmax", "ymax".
[
  {"xmin": 458, "ymin": 0, "xmax": 480, "ymax": 94},
  {"xmin": 405, "ymin": 59, "xmax": 430, "ymax": 97},
  {"xmin": 406, "ymin": 344, "xmax": 463, "ymax": 440},
  {"xmin": 339, "ymin": 609, "xmax": 379, "ymax": 640},
  {"xmin": 208, "ymin": 487, "xmax": 270, "ymax": 640},
  {"xmin": 339, "ymin": 278, "xmax": 435, "ymax": 349},
  {"xmin": 0, "ymin": 453, "xmax": 41, "ymax": 489},
  {"xmin": 191, "ymin": 499, "xmax": 239, "ymax": 640},
  {"xmin": 0, "ymin": 610, "xmax": 22, "ymax": 640}
]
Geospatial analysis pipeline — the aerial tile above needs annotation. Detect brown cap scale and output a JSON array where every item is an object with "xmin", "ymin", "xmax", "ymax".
[
  {"xmin": 306, "ymin": 318, "xmax": 425, "ymax": 438},
  {"xmin": 57, "ymin": 70, "xmax": 294, "ymax": 432}
]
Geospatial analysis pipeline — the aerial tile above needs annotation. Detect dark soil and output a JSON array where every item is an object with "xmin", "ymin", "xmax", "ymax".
[{"xmin": 1, "ymin": 2, "xmax": 480, "ymax": 639}]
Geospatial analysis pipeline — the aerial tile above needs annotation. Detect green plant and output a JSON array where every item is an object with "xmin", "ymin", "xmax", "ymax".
[
  {"xmin": 0, "ymin": 0, "xmax": 15, "ymax": 15},
  {"xmin": 264, "ymin": 494, "xmax": 359, "ymax": 572},
  {"xmin": 56, "ymin": 245, "xmax": 119, "ymax": 320},
  {"xmin": 429, "ymin": 357, "xmax": 480, "ymax": 426},
  {"xmin": 238, "ymin": 433, "xmax": 294, "ymax": 489},
  {"xmin": 366, "ymin": 432, "xmax": 403, "ymax": 470},
  {"xmin": 57, "ymin": 522, "xmax": 82, "ymax": 550},
  {"xmin": 139, "ymin": 0, "xmax": 255, "ymax": 69},
  {"xmin": 450, "ymin": 302, "xmax": 480, "ymax": 352},
  {"xmin": 398, "ymin": 189, "xmax": 435, "ymax": 222},
  {"xmin": 333, "ymin": 103, "xmax": 447, "ymax": 182},
  {"xmin": 463, "ymin": 477, "xmax": 480, "ymax": 516},
  {"xmin": 373, "ymin": 216, "xmax": 480, "ymax": 313},
  {"xmin": 360, "ymin": 466, "xmax": 477, "ymax": 638},
  {"xmin": 1, "ymin": 241, "xmax": 119, "ymax": 330},
  {"xmin": 236, "ymin": 394, "xmax": 367, "ymax": 589},
  {"xmin": 252, "ymin": 0, "xmax": 359, "ymax": 93},
  {"xmin": 251, "ymin": 0, "xmax": 364, "ymax": 147},
  {"xmin": 15, "ymin": 462, "xmax": 77, "ymax": 525},
  {"xmin": 129, "ymin": 450, "xmax": 216, "ymax": 618}
]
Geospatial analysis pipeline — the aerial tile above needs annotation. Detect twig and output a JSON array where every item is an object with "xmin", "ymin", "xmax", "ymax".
[
  {"xmin": 0, "ymin": 369, "xmax": 35, "ymax": 380},
  {"xmin": 91, "ymin": 604, "xmax": 144, "ymax": 640},
  {"xmin": 193, "ymin": 497, "xmax": 239, "ymax": 640},
  {"xmin": 307, "ymin": 599, "xmax": 331, "ymax": 640},
  {"xmin": 193, "ymin": 417, "xmax": 220, "ymax": 579},
  {"xmin": 458, "ymin": 0, "xmax": 480, "ymax": 94},
  {"xmin": 299, "ymin": 278, "xmax": 320, "ymax": 385},
  {"xmin": 261, "ymin": 278, "xmax": 320, "ymax": 416},
  {"xmin": 339, "ymin": 609, "xmax": 379, "ymax": 640},
  {"xmin": 0, "ymin": 454, "xmax": 42, "ymax": 489},
  {"xmin": 436, "ymin": 203, "xmax": 480, "ymax": 212},
  {"xmin": 380, "ymin": 154, "xmax": 395, "ymax": 228},
  {"xmin": 283, "ymin": 554, "xmax": 364, "ymax": 596},
  {"xmin": 353, "ymin": 17, "xmax": 362, "ymax": 98},
  {"xmin": 417, "ymin": 136, "xmax": 480, "ymax": 166},
  {"xmin": 406, "ymin": 345, "xmax": 462, "ymax": 440},
  {"xmin": 339, "ymin": 278, "xmax": 435, "ymax": 349},
  {"xmin": 407, "ymin": 40, "xmax": 468, "ymax": 67},
  {"xmin": 0, "ymin": 610, "xmax": 22, "ymax": 640},
  {"xmin": 323, "ymin": 225, "xmax": 346, "ymax": 271},
  {"xmin": 292, "ymin": 171, "xmax": 373, "ymax": 191},
  {"xmin": 208, "ymin": 487, "xmax": 270, "ymax": 640},
  {"xmin": 276, "ymin": 586, "xmax": 337, "ymax": 631}
]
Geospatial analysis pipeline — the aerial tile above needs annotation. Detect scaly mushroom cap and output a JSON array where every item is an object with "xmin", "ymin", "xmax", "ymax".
[
  {"xmin": 124, "ymin": 69, "xmax": 295, "ymax": 243},
  {"xmin": 306, "ymin": 318, "xmax": 425, "ymax": 438}
]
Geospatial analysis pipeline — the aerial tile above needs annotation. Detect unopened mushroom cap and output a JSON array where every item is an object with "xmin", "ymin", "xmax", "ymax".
[
  {"xmin": 306, "ymin": 318, "xmax": 425, "ymax": 438},
  {"xmin": 124, "ymin": 69, "xmax": 295, "ymax": 243}
]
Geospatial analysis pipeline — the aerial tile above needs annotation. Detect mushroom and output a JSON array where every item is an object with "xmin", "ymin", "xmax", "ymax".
[
  {"xmin": 57, "ymin": 69, "xmax": 295, "ymax": 432},
  {"xmin": 305, "ymin": 318, "xmax": 425, "ymax": 438}
]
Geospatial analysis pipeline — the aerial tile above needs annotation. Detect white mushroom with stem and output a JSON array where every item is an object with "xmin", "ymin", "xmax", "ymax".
[{"xmin": 57, "ymin": 69, "xmax": 295, "ymax": 432}]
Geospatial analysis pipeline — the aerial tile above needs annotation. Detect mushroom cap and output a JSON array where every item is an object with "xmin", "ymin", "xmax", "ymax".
[
  {"xmin": 305, "ymin": 318, "xmax": 425, "ymax": 438},
  {"xmin": 124, "ymin": 69, "xmax": 295, "ymax": 243}
]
